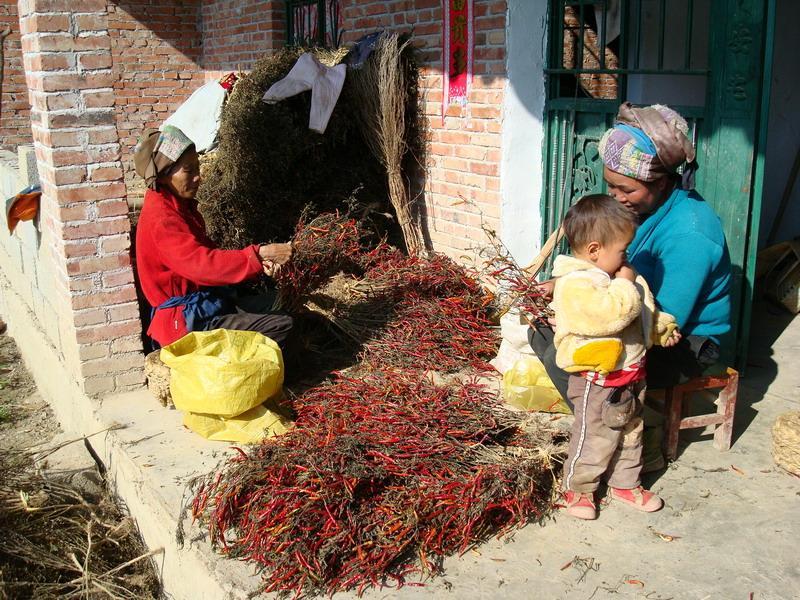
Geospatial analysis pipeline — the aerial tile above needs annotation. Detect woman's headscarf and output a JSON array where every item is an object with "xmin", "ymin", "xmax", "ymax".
[
  {"xmin": 133, "ymin": 125, "xmax": 195, "ymax": 190},
  {"xmin": 598, "ymin": 102, "xmax": 698, "ymax": 189}
]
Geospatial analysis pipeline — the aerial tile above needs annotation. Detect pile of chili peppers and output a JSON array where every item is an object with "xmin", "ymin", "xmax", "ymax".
[
  {"xmin": 192, "ymin": 214, "xmax": 561, "ymax": 597},
  {"xmin": 192, "ymin": 372, "xmax": 557, "ymax": 597}
]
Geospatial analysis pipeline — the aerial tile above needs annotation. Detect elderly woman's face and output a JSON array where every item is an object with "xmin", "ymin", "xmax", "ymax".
[
  {"xmin": 160, "ymin": 149, "xmax": 201, "ymax": 200},
  {"xmin": 603, "ymin": 167, "xmax": 670, "ymax": 216}
]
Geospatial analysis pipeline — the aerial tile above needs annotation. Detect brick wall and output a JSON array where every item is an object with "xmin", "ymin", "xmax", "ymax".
[
  {"xmin": 200, "ymin": 0, "xmax": 284, "ymax": 73},
  {"xmin": 107, "ymin": 1, "xmax": 204, "ymax": 202},
  {"xmin": 0, "ymin": 0, "xmax": 32, "ymax": 150},
  {"xmin": 16, "ymin": 0, "xmax": 144, "ymax": 395},
  {"xmin": 340, "ymin": 0, "xmax": 507, "ymax": 258}
]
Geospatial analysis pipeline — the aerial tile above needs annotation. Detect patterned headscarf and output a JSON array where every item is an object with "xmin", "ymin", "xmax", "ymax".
[
  {"xmin": 133, "ymin": 125, "xmax": 195, "ymax": 190},
  {"xmin": 599, "ymin": 102, "xmax": 698, "ymax": 189}
]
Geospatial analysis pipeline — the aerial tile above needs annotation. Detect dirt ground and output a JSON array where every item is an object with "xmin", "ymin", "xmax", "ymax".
[{"xmin": 0, "ymin": 331, "xmax": 160, "ymax": 599}]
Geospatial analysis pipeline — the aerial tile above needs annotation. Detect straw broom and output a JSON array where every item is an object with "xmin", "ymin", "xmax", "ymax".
[{"xmin": 351, "ymin": 33, "xmax": 425, "ymax": 256}]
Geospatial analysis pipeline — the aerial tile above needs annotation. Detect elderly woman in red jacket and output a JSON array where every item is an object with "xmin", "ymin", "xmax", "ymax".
[{"xmin": 133, "ymin": 125, "xmax": 295, "ymax": 350}]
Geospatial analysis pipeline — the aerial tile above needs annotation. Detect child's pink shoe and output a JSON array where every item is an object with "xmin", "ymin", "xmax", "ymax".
[
  {"xmin": 563, "ymin": 490, "xmax": 597, "ymax": 520},
  {"xmin": 608, "ymin": 486, "xmax": 663, "ymax": 512}
]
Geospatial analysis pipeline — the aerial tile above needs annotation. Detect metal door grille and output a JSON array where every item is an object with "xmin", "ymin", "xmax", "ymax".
[
  {"xmin": 542, "ymin": 0, "xmax": 710, "ymax": 275},
  {"xmin": 286, "ymin": 0, "xmax": 341, "ymax": 47}
]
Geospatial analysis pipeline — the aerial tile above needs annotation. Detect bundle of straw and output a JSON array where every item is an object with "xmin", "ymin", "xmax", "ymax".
[{"xmin": 351, "ymin": 33, "xmax": 425, "ymax": 256}]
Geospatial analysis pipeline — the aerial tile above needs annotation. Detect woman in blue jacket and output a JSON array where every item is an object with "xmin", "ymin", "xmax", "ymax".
[{"xmin": 531, "ymin": 102, "xmax": 732, "ymax": 398}]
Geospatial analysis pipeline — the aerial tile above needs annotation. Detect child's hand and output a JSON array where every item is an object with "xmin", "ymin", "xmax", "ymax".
[
  {"xmin": 615, "ymin": 264, "xmax": 636, "ymax": 282},
  {"xmin": 663, "ymin": 327, "xmax": 682, "ymax": 347}
]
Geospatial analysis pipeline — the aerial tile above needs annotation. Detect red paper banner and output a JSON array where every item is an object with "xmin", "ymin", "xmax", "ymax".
[{"xmin": 442, "ymin": 0, "xmax": 473, "ymax": 119}]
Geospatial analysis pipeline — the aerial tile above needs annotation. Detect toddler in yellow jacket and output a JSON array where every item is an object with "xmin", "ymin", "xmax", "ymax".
[{"xmin": 552, "ymin": 194, "xmax": 679, "ymax": 520}]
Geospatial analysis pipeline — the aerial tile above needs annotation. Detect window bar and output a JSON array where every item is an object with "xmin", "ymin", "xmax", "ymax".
[
  {"xmin": 618, "ymin": 0, "xmax": 629, "ymax": 101},
  {"xmin": 633, "ymin": 0, "xmax": 642, "ymax": 69},
  {"xmin": 578, "ymin": 2, "xmax": 585, "ymax": 72},
  {"xmin": 556, "ymin": 0, "xmax": 565, "ymax": 97},
  {"xmin": 684, "ymin": 0, "xmax": 694, "ymax": 69},
  {"xmin": 657, "ymin": 0, "xmax": 666, "ymax": 69},
  {"xmin": 600, "ymin": 0, "xmax": 607, "ymax": 69},
  {"xmin": 318, "ymin": 0, "xmax": 327, "ymax": 47}
]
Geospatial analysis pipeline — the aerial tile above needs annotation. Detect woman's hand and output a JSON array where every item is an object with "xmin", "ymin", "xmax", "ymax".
[
  {"xmin": 262, "ymin": 261, "xmax": 281, "ymax": 278},
  {"xmin": 258, "ymin": 243, "xmax": 293, "ymax": 266},
  {"xmin": 534, "ymin": 278, "xmax": 556, "ymax": 301}
]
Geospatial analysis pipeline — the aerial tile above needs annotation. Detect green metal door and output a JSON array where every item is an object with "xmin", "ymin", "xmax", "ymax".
[{"xmin": 542, "ymin": 0, "xmax": 774, "ymax": 366}]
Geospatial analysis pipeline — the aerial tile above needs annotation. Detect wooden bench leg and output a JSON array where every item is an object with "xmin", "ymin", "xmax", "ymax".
[
  {"xmin": 713, "ymin": 369, "xmax": 739, "ymax": 452},
  {"xmin": 664, "ymin": 387, "xmax": 682, "ymax": 461}
]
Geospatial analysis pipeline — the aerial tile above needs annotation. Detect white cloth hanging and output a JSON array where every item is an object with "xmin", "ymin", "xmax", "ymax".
[
  {"xmin": 162, "ymin": 80, "xmax": 227, "ymax": 153},
  {"xmin": 262, "ymin": 53, "xmax": 346, "ymax": 135}
]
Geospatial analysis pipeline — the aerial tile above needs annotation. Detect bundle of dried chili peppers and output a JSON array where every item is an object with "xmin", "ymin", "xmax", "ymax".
[
  {"xmin": 271, "ymin": 211, "xmax": 372, "ymax": 312},
  {"xmin": 358, "ymin": 294, "xmax": 498, "ymax": 373},
  {"xmin": 192, "ymin": 371, "xmax": 557, "ymax": 597},
  {"xmin": 480, "ymin": 229, "xmax": 553, "ymax": 325}
]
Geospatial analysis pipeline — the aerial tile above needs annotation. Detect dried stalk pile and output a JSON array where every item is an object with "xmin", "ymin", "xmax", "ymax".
[
  {"xmin": 198, "ymin": 49, "xmax": 390, "ymax": 250},
  {"xmin": 193, "ymin": 371, "xmax": 560, "ymax": 597},
  {"xmin": 0, "ymin": 449, "xmax": 160, "ymax": 599},
  {"xmin": 350, "ymin": 33, "xmax": 425, "ymax": 256}
]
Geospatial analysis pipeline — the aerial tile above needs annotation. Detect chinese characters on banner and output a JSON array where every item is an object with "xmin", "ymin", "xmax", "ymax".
[{"xmin": 442, "ymin": 0, "xmax": 473, "ymax": 120}]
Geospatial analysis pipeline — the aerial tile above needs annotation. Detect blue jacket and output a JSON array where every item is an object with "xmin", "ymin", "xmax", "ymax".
[{"xmin": 628, "ymin": 188, "xmax": 731, "ymax": 341}]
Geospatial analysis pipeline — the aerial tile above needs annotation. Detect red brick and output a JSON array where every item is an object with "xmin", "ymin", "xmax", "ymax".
[
  {"xmin": 107, "ymin": 301, "xmax": 139, "ymax": 322},
  {"xmin": 97, "ymin": 199, "xmax": 129, "ymax": 217},
  {"xmin": 78, "ymin": 53, "xmax": 113, "ymax": 70},
  {"xmin": 98, "ymin": 234, "xmax": 130, "ymax": 254},
  {"xmin": 45, "ymin": 166, "xmax": 88, "ymax": 186},
  {"xmin": 59, "ymin": 204, "xmax": 90, "ymax": 221},
  {"xmin": 23, "ymin": 0, "xmax": 106, "ymax": 11},
  {"xmin": 110, "ymin": 335, "xmax": 144, "ymax": 354},
  {"xmin": 55, "ymin": 182, "xmax": 126, "ymax": 203},
  {"xmin": 38, "ymin": 71, "xmax": 114, "ymax": 93},
  {"xmin": 42, "ymin": 92, "xmax": 80, "ymax": 111},
  {"xmin": 74, "ymin": 309, "xmax": 107, "ymax": 328},
  {"xmin": 63, "ymin": 218, "xmax": 130, "ymax": 241},
  {"xmin": 26, "ymin": 53, "xmax": 73, "ymax": 71},
  {"xmin": 72, "ymin": 286, "xmax": 138, "ymax": 310},
  {"xmin": 89, "ymin": 165, "xmax": 123, "ymax": 182},
  {"xmin": 75, "ymin": 14, "xmax": 107, "ymax": 32},
  {"xmin": 64, "ymin": 240, "xmax": 98, "ymax": 258},
  {"xmin": 67, "ymin": 254, "xmax": 129, "ymax": 276},
  {"xmin": 69, "ymin": 276, "xmax": 98, "ymax": 292},
  {"xmin": 45, "ymin": 109, "xmax": 115, "ymax": 129}
]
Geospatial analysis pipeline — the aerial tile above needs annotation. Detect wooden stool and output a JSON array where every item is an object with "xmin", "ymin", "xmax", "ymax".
[{"xmin": 662, "ymin": 367, "xmax": 739, "ymax": 460}]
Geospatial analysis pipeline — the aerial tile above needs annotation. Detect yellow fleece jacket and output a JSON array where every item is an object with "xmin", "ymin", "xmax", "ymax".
[{"xmin": 551, "ymin": 255, "xmax": 678, "ymax": 375}]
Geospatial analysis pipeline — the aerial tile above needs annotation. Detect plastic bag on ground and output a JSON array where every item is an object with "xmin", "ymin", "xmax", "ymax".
[
  {"xmin": 503, "ymin": 355, "xmax": 571, "ymax": 414},
  {"xmin": 161, "ymin": 329, "xmax": 284, "ymax": 417},
  {"xmin": 183, "ymin": 399, "xmax": 293, "ymax": 443}
]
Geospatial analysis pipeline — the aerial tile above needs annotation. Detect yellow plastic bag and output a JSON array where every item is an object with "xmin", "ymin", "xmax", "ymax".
[
  {"xmin": 183, "ymin": 401, "xmax": 293, "ymax": 443},
  {"xmin": 161, "ymin": 329, "xmax": 284, "ymax": 417},
  {"xmin": 503, "ymin": 355, "xmax": 572, "ymax": 414}
]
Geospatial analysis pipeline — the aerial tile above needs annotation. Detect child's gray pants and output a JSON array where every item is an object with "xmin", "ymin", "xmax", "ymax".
[{"xmin": 563, "ymin": 377, "xmax": 646, "ymax": 493}]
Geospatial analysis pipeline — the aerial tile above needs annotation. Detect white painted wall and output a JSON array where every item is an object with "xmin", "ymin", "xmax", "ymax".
[
  {"xmin": 759, "ymin": 0, "xmax": 800, "ymax": 248},
  {"xmin": 500, "ymin": 0, "xmax": 548, "ymax": 267}
]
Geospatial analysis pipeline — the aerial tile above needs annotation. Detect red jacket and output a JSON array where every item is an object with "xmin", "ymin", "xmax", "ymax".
[{"xmin": 135, "ymin": 188, "xmax": 263, "ymax": 346}]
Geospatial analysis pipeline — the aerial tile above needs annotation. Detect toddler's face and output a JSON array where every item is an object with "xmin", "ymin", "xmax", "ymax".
[{"xmin": 594, "ymin": 235, "xmax": 633, "ymax": 277}]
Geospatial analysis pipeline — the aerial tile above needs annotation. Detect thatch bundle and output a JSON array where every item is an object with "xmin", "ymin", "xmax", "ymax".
[
  {"xmin": 772, "ymin": 411, "xmax": 800, "ymax": 476},
  {"xmin": 198, "ymin": 39, "xmax": 424, "ymax": 254},
  {"xmin": 350, "ymin": 33, "xmax": 426, "ymax": 255}
]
